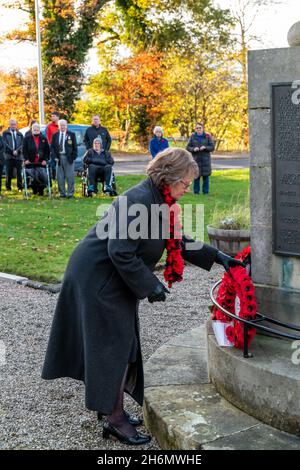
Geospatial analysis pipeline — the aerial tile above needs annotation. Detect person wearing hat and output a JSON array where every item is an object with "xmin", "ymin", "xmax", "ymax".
[
  {"xmin": 149, "ymin": 126, "xmax": 169, "ymax": 159},
  {"xmin": 83, "ymin": 137, "xmax": 114, "ymax": 196}
]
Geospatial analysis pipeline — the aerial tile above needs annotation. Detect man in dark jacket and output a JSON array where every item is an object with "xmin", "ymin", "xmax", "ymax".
[
  {"xmin": 83, "ymin": 115, "xmax": 112, "ymax": 151},
  {"xmin": 2, "ymin": 119, "xmax": 24, "ymax": 191},
  {"xmin": 187, "ymin": 122, "xmax": 215, "ymax": 195},
  {"xmin": 0, "ymin": 134, "xmax": 4, "ymax": 196},
  {"xmin": 23, "ymin": 123, "xmax": 50, "ymax": 195},
  {"xmin": 83, "ymin": 137, "xmax": 114, "ymax": 196},
  {"xmin": 51, "ymin": 119, "xmax": 77, "ymax": 198}
]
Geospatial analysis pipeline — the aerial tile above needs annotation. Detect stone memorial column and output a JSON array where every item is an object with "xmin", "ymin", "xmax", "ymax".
[{"xmin": 248, "ymin": 22, "xmax": 300, "ymax": 327}]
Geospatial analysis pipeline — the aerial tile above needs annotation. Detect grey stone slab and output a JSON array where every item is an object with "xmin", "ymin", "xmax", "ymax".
[
  {"xmin": 248, "ymin": 47, "xmax": 300, "ymax": 109},
  {"xmin": 165, "ymin": 326, "xmax": 207, "ymax": 349},
  {"xmin": 251, "ymin": 224, "xmax": 281, "ymax": 285},
  {"xmin": 250, "ymin": 166, "xmax": 272, "ymax": 226},
  {"xmin": 144, "ymin": 383, "xmax": 260, "ymax": 450},
  {"xmin": 249, "ymin": 108, "xmax": 271, "ymax": 166},
  {"xmin": 207, "ymin": 330, "xmax": 300, "ymax": 436},
  {"xmin": 202, "ymin": 424, "xmax": 300, "ymax": 450},
  {"xmin": 144, "ymin": 344, "xmax": 209, "ymax": 388}
]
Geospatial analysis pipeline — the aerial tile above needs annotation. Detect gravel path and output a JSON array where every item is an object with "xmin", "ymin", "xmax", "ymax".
[{"xmin": 0, "ymin": 264, "xmax": 223, "ymax": 450}]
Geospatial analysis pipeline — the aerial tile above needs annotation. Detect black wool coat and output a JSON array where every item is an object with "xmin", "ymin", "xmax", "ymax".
[
  {"xmin": 83, "ymin": 149, "xmax": 114, "ymax": 166},
  {"xmin": 41, "ymin": 177, "xmax": 218, "ymax": 414},
  {"xmin": 83, "ymin": 125, "xmax": 112, "ymax": 151},
  {"xmin": 186, "ymin": 132, "xmax": 215, "ymax": 176},
  {"xmin": 23, "ymin": 133, "xmax": 50, "ymax": 163},
  {"xmin": 2, "ymin": 129, "xmax": 24, "ymax": 161}
]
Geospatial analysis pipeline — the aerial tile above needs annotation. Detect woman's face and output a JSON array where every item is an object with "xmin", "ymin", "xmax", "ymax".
[
  {"xmin": 169, "ymin": 176, "xmax": 192, "ymax": 200},
  {"xmin": 93, "ymin": 142, "xmax": 101, "ymax": 152},
  {"xmin": 195, "ymin": 125, "xmax": 203, "ymax": 135},
  {"xmin": 32, "ymin": 126, "xmax": 40, "ymax": 135},
  {"xmin": 155, "ymin": 131, "xmax": 163, "ymax": 139}
]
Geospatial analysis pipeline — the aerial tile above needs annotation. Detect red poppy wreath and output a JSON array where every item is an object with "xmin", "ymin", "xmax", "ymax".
[{"xmin": 212, "ymin": 246, "xmax": 257, "ymax": 349}]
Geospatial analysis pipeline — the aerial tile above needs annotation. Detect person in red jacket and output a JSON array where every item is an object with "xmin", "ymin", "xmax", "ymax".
[
  {"xmin": 46, "ymin": 112, "xmax": 59, "ymax": 180},
  {"xmin": 46, "ymin": 112, "xmax": 59, "ymax": 143}
]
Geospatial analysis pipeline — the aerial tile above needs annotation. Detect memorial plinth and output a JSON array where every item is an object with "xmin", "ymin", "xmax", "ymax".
[{"xmin": 248, "ymin": 33, "xmax": 300, "ymax": 327}]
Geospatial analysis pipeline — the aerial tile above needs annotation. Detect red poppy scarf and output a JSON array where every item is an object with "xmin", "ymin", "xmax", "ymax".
[{"xmin": 162, "ymin": 184, "xmax": 184, "ymax": 288}]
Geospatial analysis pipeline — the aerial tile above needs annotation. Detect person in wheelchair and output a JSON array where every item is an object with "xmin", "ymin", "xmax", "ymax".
[
  {"xmin": 22, "ymin": 122, "xmax": 50, "ymax": 196},
  {"xmin": 83, "ymin": 137, "xmax": 114, "ymax": 196}
]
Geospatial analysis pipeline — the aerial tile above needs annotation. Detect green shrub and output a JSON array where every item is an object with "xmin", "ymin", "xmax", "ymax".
[{"xmin": 210, "ymin": 195, "xmax": 250, "ymax": 230}]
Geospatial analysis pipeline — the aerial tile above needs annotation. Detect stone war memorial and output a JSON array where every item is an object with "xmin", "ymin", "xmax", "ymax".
[{"xmin": 144, "ymin": 23, "xmax": 300, "ymax": 449}]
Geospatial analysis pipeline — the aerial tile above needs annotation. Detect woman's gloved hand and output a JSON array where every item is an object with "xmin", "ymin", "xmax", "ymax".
[
  {"xmin": 148, "ymin": 282, "xmax": 170, "ymax": 303},
  {"xmin": 215, "ymin": 250, "xmax": 246, "ymax": 272}
]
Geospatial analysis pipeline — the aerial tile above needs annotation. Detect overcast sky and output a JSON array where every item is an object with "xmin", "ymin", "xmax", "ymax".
[{"xmin": 0, "ymin": 0, "xmax": 299, "ymax": 73}]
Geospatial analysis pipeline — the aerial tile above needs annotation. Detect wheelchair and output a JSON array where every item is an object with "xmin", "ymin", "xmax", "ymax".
[
  {"xmin": 22, "ymin": 161, "xmax": 52, "ymax": 198},
  {"xmin": 81, "ymin": 164, "xmax": 118, "ymax": 197}
]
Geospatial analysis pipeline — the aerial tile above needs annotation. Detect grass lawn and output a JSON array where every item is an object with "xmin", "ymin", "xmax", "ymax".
[{"xmin": 0, "ymin": 169, "xmax": 249, "ymax": 282}]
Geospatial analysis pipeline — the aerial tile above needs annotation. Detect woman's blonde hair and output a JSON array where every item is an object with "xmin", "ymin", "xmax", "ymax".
[{"xmin": 147, "ymin": 147, "xmax": 199, "ymax": 188}]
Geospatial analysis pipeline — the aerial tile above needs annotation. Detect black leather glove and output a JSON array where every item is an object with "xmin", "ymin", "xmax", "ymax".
[
  {"xmin": 148, "ymin": 282, "xmax": 170, "ymax": 303},
  {"xmin": 215, "ymin": 250, "xmax": 246, "ymax": 272}
]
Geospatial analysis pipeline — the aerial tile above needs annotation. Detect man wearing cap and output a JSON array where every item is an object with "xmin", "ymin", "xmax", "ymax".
[{"xmin": 149, "ymin": 126, "xmax": 169, "ymax": 159}]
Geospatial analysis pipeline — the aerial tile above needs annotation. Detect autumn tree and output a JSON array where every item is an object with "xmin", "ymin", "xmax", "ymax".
[
  {"xmin": 1, "ymin": 0, "xmax": 111, "ymax": 119},
  {"xmin": 0, "ymin": 68, "xmax": 38, "ymax": 129},
  {"xmin": 75, "ymin": 49, "xmax": 165, "ymax": 147}
]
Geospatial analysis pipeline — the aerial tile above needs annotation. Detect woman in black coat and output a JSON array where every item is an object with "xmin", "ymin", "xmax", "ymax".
[
  {"xmin": 42, "ymin": 147, "xmax": 243, "ymax": 445},
  {"xmin": 23, "ymin": 123, "xmax": 50, "ymax": 195},
  {"xmin": 186, "ymin": 122, "xmax": 215, "ymax": 195}
]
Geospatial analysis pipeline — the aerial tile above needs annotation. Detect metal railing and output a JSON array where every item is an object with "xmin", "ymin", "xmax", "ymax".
[{"xmin": 210, "ymin": 278, "xmax": 300, "ymax": 358}]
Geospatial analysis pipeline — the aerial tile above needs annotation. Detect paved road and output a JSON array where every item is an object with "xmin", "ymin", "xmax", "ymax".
[{"xmin": 114, "ymin": 155, "xmax": 249, "ymax": 175}]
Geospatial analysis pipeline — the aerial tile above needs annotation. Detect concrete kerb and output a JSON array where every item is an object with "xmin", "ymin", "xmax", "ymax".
[
  {"xmin": 0, "ymin": 272, "xmax": 61, "ymax": 294},
  {"xmin": 0, "ymin": 263, "xmax": 165, "ymax": 294}
]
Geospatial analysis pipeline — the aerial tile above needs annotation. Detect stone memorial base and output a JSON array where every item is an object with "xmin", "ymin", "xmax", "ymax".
[
  {"xmin": 207, "ymin": 321, "xmax": 300, "ymax": 436},
  {"xmin": 255, "ymin": 284, "xmax": 300, "ymax": 329}
]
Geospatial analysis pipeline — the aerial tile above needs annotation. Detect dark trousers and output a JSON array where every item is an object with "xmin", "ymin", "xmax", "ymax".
[
  {"xmin": 88, "ymin": 164, "xmax": 113, "ymax": 191},
  {"xmin": 194, "ymin": 175, "xmax": 209, "ymax": 194},
  {"xmin": 6, "ymin": 159, "xmax": 23, "ymax": 190},
  {"xmin": 25, "ymin": 167, "xmax": 48, "ymax": 194},
  {"xmin": 0, "ymin": 164, "xmax": 3, "ymax": 193}
]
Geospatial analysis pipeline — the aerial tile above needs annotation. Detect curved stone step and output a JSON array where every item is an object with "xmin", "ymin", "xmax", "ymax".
[{"xmin": 143, "ymin": 326, "xmax": 300, "ymax": 450}]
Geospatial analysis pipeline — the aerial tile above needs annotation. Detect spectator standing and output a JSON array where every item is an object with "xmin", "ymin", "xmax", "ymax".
[
  {"xmin": 23, "ymin": 123, "xmax": 50, "ymax": 196},
  {"xmin": 46, "ymin": 112, "xmax": 59, "ymax": 143},
  {"xmin": 83, "ymin": 115, "xmax": 112, "ymax": 151},
  {"xmin": 186, "ymin": 123, "xmax": 215, "ymax": 195},
  {"xmin": 2, "ymin": 119, "xmax": 24, "ymax": 191},
  {"xmin": 0, "ymin": 134, "xmax": 4, "ymax": 196},
  {"xmin": 149, "ymin": 126, "xmax": 169, "ymax": 159},
  {"xmin": 25, "ymin": 120, "xmax": 38, "ymax": 138},
  {"xmin": 46, "ymin": 112, "xmax": 60, "ymax": 180},
  {"xmin": 83, "ymin": 137, "xmax": 114, "ymax": 196},
  {"xmin": 51, "ymin": 119, "xmax": 77, "ymax": 198}
]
